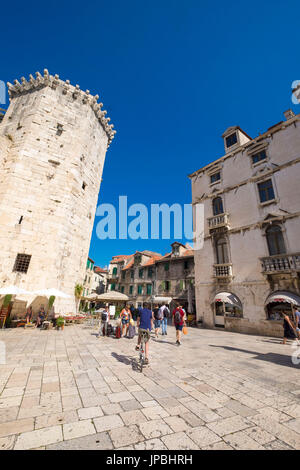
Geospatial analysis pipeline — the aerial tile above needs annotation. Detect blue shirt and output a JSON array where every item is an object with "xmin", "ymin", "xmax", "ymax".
[
  {"xmin": 139, "ymin": 308, "xmax": 153, "ymax": 331},
  {"xmin": 295, "ymin": 310, "xmax": 300, "ymax": 326}
]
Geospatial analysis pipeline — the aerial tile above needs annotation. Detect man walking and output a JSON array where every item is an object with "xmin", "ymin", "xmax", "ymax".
[
  {"xmin": 97, "ymin": 305, "xmax": 110, "ymax": 337},
  {"xmin": 160, "ymin": 304, "xmax": 170, "ymax": 335},
  {"xmin": 172, "ymin": 304, "xmax": 186, "ymax": 346},
  {"xmin": 135, "ymin": 303, "xmax": 154, "ymax": 365}
]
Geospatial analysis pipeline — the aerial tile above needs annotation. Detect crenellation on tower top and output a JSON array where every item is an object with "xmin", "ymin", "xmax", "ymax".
[{"xmin": 7, "ymin": 70, "xmax": 116, "ymax": 144}]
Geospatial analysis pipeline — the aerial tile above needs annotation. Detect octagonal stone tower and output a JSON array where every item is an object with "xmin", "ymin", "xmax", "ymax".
[{"xmin": 0, "ymin": 70, "xmax": 116, "ymax": 315}]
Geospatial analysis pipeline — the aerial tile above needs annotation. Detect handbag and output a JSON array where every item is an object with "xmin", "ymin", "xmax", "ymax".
[{"xmin": 182, "ymin": 326, "xmax": 188, "ymax": 335}]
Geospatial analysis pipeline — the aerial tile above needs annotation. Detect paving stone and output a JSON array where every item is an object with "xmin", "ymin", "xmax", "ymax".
[
  {"xmin": 223, "ymin": 431, "xmax": 265, "ymax": 450},
  {"xmin": 164, "ymin": 416, "xmax": 190, "ymax": 432},
  {"xmin": 120, "ymin": 409, "xmax": 148, "ymax": 426},
  {"xmin": 102, "ymin": 403, "xmax": 123, "ymax": 415},
  {"xmin": 0, "ymin": 417, "xmax": 34, "ymax": 438},
  {"xmin": 224, "ymin": 399, "xmax": 259, "ymax": 417},
  {"xmin": 93, "ymin": 414, "xmax": 124, "ymax": 433},
  {"xmin": 47, "ymin": 432, "xmax": 113, "ymax": 450},
  {"xmin": 187, "ymin": 426, "xmax": 222, "ymax": 448},
  {"xmin": 181, "ymin": 412, "xmax": 205, "ymax": 428},
  {"xmin": 142, "ymin": 405, "xmax": 169, "ymax": 420},
  {"xmin": 120, "ymin": 399, "xmax": 142, "ymax": 411},
  {"xmin": 139, "ymin": 420, "xmax": 173, "ymax": 440},
  {"xmin": 14, "ymin": 425, "xmax": 63, "ymax": 450},
  {"xmin": 135, "ymin": 438, "xmax": 167, "ymax": 450},
  {"xmin": 35, "ymin": 411, "xmax": 78, "ymax": 429},
  {"xmin": 161, "ymin": 431, "xmax": 199, "ymax": 450},
  {"xmin": 63, "ymin": 419, "xmax": 96, "ymax": 440},
  {"xmin": 202, "ymin": 441, "xmax": 233, "ymax": 450},
  {"xmin": 109, "ymin": 424, "xmax": 144, "ymax": 448},
  {"xmin": 243, "ymin": 426, "xmax": 275, "ymax": 445},
  {"xmin": 109, "ymin": 391, "xmax": 134, "ymax": 403},
  {"xmin": 78, "ymin": 407, "xmax": 104, "ymax": 420},
  {"xmin": 264, "ymin": 440, "xmax": 294, "ymax": 450},
  {"xmin": 0, "ymin": 434, "xmax": 15, "ymax": 450},
  {"xmin": 207, "ymin": 416, "xmax": 252, "ymax": 437}
]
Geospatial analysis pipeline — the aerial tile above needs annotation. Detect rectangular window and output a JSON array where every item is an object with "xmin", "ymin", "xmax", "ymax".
[
  {"xmin": 184, "ymin": 260, "xmax": 189, "ymax": 270},
  {"xmin": 258, "ymin": 179, "xmax": 275, "ymax": 203},
  {"xmin": 111, "ymin": 283, "xmax": 116, "ymax": 291},
  {"xmin": 121, "ymin": 286, "xmax": 124, "ymax": 293},
  {"xmin": 147, "ymin": 284, "xmax": 152, "ymax": 295},
  {"xmin": 252, "ymin": 150, "xmax": 267, "ymax": 165},
  {"xmin": 210, "ymin": 172, "xmax": 221, "ymax": 184},
  {"xmin": 148, "ymin": 267, "xmax": 153, "ymax": 278},
  {"xmin": 112, "ymin": 267, "xmax": 117, "ymax": 276},
  {"xmin": 122, "ymin": 271, "xmax": 125, "ymax": 280},
  {"xmin": 164, "ymin": 263, "xmax": 169, "ymax": 272},
  {"xmin": 138, "ymin": 285, "xmax": 143, "ymax": 295},
  {"xmin": 13, "ymin": 254, "xmax": 31, "ymax": 273},
  {"xmin": 139, "ymin": 269, "xmax": 144, "ymax": 279},
  {"xmin": 129, "ymin": 285, "xmax": 133, "ymax": 295},
  {"xmin": 130, "ymin": 270, "xmax": 134, "ymax": 280},
  {"xmin": 226, "ymin": 133, "xmax": 237, "ymax": 148},
  {"xmin": 165, "ymin": 281, "xmax": 170, "ymax": 292}
]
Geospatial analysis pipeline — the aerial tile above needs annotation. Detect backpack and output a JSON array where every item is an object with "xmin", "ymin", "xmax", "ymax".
[
  {"xmin": 157, "ymin": 308, "xmax": 163, "ymax": 320},
  {"xmin": 154, "ymin": 308, "xmax": 160, "ymax": 320},
  {"xmin": 163, "ymin": 307, "xmax": 170, "ymax": 318},
  {"xmin": 101, "ymin": 311, "xmax": 108, "ymax": 322},
  {"xmin": 174, "ymin": 309, "xmax": 182, "ymax": 324}
]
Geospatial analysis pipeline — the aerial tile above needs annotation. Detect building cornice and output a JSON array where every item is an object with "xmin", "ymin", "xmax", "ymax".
[
  {"xmin": 188, "ymin": 115, "xmax": 300, "ymax": 179},
  {"xmin": 7, "ymin": 69, "xmax": 116, "ymax": 147}
]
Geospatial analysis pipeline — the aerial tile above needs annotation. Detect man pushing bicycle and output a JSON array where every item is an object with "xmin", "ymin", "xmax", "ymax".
[{"xmin": 135, "ymin": 303, "xmax": 154, "ymax": 365}]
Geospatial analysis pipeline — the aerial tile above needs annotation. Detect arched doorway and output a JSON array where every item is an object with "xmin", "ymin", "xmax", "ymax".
[
  {"xmin": 265, "ymin": 291, "xmax": 300, "ymax": 321},
  {"xmin": 213, "ymin": 292, "xmax": 243, "ymax": 327}
]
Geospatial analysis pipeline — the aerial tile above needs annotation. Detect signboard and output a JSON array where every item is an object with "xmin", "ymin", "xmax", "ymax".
[{"xmin": 109, "ymin": 305, "xmax": 115, "ymax": 318}]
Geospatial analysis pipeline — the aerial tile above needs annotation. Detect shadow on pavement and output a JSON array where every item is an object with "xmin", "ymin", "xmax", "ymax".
[{"xmin": 210, "ymin": 345, "xmax": 300, "ymax": 368}]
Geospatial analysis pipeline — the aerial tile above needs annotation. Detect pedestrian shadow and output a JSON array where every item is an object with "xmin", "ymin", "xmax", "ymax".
[
  {"xmin": 111, "ymin": 351, "xmax": 140, "ymax": 372},
  {"xmin": 210, "ymin": 345, "xmax": 300, "ymax": 368}
]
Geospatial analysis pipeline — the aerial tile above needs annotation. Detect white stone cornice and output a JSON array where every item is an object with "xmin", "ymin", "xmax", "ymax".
[{"xmin": 6, "ymin": 70, "xmax": 116, "ymax": 144}]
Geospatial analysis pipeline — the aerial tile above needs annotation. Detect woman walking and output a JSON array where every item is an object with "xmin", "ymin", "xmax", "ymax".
[
  {"xmin": 120, "ymin": 305, "xmax": 132, "ymax": 337},
  {"xmin": 25, "ymin": 306, "xmax": 33, "ymax": 324}
]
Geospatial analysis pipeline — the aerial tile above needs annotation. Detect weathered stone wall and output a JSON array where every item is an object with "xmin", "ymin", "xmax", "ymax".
[{"xmin": 0, "ymin": 71, "xmax": 115, "ymax": 317}]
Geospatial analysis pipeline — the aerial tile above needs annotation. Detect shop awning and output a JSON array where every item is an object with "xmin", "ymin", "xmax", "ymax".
[
  {"xmin": 265, "ymin": 291, "xmax": 300, "ymax": 306},
  {"xmin": 151, "ymin": 296, "xmax": 173, "ymax": 304},
  {"xmin": 213, "ymin": 292, "xmax": 242, "ymax": 308}
]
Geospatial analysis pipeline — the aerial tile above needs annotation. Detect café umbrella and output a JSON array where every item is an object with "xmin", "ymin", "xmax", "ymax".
[
  {"xmin": 0, "ymin": 285, "xmax": 32, "ymax": 296},
  {"xmin": 33, "ymin": 288, "xmax": 71, "ymax": 298}
]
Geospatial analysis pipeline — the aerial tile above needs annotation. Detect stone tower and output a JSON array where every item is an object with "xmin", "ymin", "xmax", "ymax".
[{"xmin": 0, "ymin": 70, "xmax": 116, "ymax": 315}]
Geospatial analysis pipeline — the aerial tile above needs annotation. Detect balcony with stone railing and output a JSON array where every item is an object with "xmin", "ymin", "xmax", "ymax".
[
  {"xmin": 208, "ymin": 213, "xmax": 230, "ymax": 231},
  {"xmin": 213, "ymin": 263, "xmax": 233, "ymax": 279},
  {"xmin": 260, "ymin": 253, "xmax": 300, "ymax": 274}
]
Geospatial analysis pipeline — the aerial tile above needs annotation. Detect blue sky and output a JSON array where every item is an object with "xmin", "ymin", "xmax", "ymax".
[{"xmin": 2, "ymin": 0, "xmax": 299, "ymax": 267}]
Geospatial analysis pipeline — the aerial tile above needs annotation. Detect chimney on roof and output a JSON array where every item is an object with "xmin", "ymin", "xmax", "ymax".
[{"xmin": 283, "ymin": 109, "xmax": 295, "ymax": 121}]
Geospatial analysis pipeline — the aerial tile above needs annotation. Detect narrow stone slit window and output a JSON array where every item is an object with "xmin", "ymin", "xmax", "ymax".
[
  {"xmin": 13, "ymin": 254, "xmax": 31, "ymax": 273},
  {"xmin": 82, "ymin": 182, "xmax": 87, "ymax": 190},
  {"xmin": 18, "ymin": 216, "xmax": 23, "ymax": 224}
]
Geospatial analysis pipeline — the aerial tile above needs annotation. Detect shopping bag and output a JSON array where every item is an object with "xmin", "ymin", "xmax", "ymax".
[{"xmin": 182, "ymin": 326, "xmax": 188, "ymax": 335}]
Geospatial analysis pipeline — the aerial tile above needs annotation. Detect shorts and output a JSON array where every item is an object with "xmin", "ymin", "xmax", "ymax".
[
  {"xmin": 138, "ymin": 328, "xmax": 151, "ymax": 343},
  {"xmin": 175, "ymin": 324, "xmax": 183, "ymax": 331},
  {"xmin": 122, "ymin": 319, "xmax": 129, "ymax": 325},
  {"xmin": 154, "ymin": 319, "xmax": 161, "ymax": 328}
]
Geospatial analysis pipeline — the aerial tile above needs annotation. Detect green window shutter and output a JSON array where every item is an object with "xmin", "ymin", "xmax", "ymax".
[
  {"xmin": 113, "ymin": 267, "xmax": 117, "ymax": 276},
  {"xmin": 147, "ymin": 284, "xmax": 152, "ymax": 295},
  {"xmin": 180, "ymin": 280, "xmax": 184, "ymax": 291}
]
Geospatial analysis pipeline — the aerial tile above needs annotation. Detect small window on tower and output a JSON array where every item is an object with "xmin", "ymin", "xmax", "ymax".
[
  {"xmin": 13, "ymin": 254, "xmax": 31, "ymax": 273},
  {"xmin": 82, "ymin": 182, "xmax": 87, "ymax": 190},
  {"xmin": 226, "ymin": 133, "xmax": 237, "ymax": 148}
]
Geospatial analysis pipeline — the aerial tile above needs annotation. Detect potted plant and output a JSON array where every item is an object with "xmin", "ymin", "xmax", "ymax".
[
  {"xmin": 47, "ymin": 295, "xmax": 55, "ymax": 319},
  {"xmin": 56, "ymin": 316, "xmax": 65, "ymax": 330}
]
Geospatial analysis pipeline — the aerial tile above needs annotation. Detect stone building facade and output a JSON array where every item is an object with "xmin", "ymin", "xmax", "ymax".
[
  {"xmin": 0, "ymin": 70, "xmax": 115, "ymax": 316},
  {"xmin": 108, "ymin": 243, "xmax": 195, "ymax": 311},
  {"xmin": 189, "ymin": 109, "xmax": 300, "ymax": 337}
]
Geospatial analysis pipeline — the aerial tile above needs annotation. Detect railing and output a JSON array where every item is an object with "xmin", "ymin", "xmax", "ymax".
[
  {"xmin": 213, "ymin": 263, "xmax": 233, "ymax": 278},
  {"xmin": 208, "ymin": 213, "xmax": 229, "ymax": 230},
  {"xmin": 261, "ymin": 253, "xmax": 300, "ymax": 273}
]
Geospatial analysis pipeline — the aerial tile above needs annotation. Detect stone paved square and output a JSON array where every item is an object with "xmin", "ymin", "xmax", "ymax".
[{"xmin": 1, "ymin": 324, "xmax": 300, "ymax": 449}]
